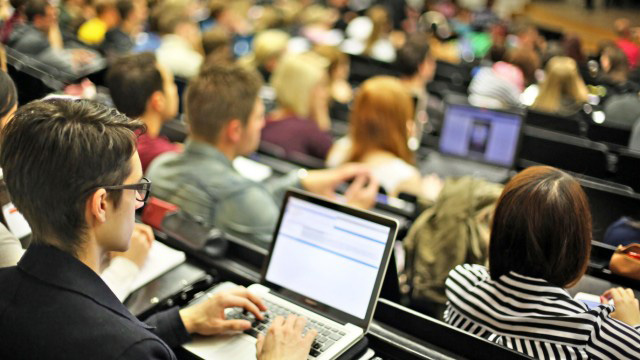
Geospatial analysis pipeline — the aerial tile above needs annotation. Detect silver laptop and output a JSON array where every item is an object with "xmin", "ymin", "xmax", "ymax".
[
  {"xmin": 421, "ymin": 98, "xmax": 524, "ymax": 183},
  {"xmin": 184, "ymin": 189, "xmax": 399, "ymax": 359}
]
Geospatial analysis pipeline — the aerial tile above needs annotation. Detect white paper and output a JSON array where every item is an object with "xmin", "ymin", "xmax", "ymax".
[
  {"xmin": 233, "ymin": 156, "xmax": 273, "ymax": 182},
  {"xmin": 130, "ymin": 241, "xmax": 186, "ymax": 291},
  {"xmin": 2, "ymin": 202, "xmax": 31, "ymax": 239}
]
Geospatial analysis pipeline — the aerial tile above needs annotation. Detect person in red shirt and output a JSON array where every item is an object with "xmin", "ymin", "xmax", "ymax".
[
  {"xmin": 614, "ymin": 18, "xmax": 640, "ymax": 69},
  {"xmin": 107, "ymin": 52, "xmax": 181, "ymax": 172}
]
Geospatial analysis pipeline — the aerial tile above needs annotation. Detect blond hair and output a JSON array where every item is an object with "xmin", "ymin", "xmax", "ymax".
[
  {"xmin": 532, "ymin": 56, "xmax": 588, "ymax": 113},
  {"xmin": 364, "ymin": 6, "xmax": 390, "ymax": 56},
  {"xmin": 271, "ymin": 52, "xmax": 328, "ymax": 117},
  {"xmin": 313, "ymin": 44, "xmax": 348, "ymax": 80},
  {"xmin": 348, "ymin": 76, "xmax": 415, "ymax": 164},
  {"xmin": 251, "ymin": 29, "xmax": 290, "ymax": 68}
]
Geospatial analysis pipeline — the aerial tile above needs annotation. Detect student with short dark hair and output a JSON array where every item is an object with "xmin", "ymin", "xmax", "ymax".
[
  {"xmin": 147, "ymin": 63, "xmax": 378, "ymax": 247},
  {"xmin": 107, "ymin": 52, "xmax": 180, "ymax": 172},
  {"xmin": 0, "ymin": 98, "xmax": 315, "ymax": 359},
  {"xmin": 7, "ymin": 0, "xmax": 78, "ymax": 74},
  {"xmin": 395, "ymin": 32, "xmax": 435, "ymax": 139},
  {"xmin": 395, "ymin": 33, "xmax": 435, "ymax": 83},
  {"xmin": 101, "ymin": 0, "xmax": 147, "ymax": 56},
  {"xmin": 445, "ymin": 166, "xmax": 640, "ymax": 359}
]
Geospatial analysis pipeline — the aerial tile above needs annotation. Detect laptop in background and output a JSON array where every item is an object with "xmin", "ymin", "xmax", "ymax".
[
  {"xmin": 184, "ymin": 190, "xmax": 398, "ymax": 360},
  {"xmin": 421, "ymin": 97, "xmax": 524, "ymax": 183}
]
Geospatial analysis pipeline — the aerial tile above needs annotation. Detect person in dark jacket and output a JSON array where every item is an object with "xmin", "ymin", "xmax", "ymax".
[{"xmin": 0, "ymin": 98, "xmax": 316, "ymax": 360}]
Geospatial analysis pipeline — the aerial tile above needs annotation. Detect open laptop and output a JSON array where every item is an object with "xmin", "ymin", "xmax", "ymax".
[
  {"xmin": 421, "ymin": 97, "xmax": 524, "ymax": 183},
  {"xmin": 183, "ymin": 189, "xmax": 399, "ymax": 359}
]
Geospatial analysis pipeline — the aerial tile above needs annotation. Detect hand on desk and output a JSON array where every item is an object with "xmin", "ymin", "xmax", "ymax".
[
  {"xmin": 112, "ymin": 223, "xmax": 154, "ymax": 268},
  {"xmin": 602, "ymin": 287, "xmax": 640, "ymax": 326},
  {"xmin": 256, "ymin": 315, "xmax": 317, "ymax": 360}
]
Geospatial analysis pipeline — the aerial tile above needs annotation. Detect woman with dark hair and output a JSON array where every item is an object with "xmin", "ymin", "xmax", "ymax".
[
  {"xmin": 445, "ymin": 166, "xmax": 640, "ymax": 359},
  {"xmin": 563, "ymin": 34, "xmax": 585, "ymax": 66},
  {"xmin": 599, "ymin": 44, "xmax": 640, "ymax": 100}
]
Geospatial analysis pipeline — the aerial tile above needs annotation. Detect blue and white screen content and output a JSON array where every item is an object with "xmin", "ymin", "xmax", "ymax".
[
  {"xmin": 265, "ymin": 197, "xmax": 391, "ymax": 319},
  {"xmin": 439, "ymin": 104, "xmax": 521, "ymax": 167}
]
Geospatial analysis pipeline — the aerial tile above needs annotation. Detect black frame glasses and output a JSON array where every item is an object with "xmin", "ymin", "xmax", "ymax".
[{"xmin": 100, "ymin": 177, "xmax": 152, "ymax": 203}]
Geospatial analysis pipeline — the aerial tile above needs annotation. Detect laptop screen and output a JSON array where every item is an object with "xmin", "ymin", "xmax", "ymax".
[
  {"xmin": 439, "ymin": 103, "xmax": 523, "ymax": 167},
  {"xmin": 264, "ymin": 193, "xmax": 396, "ymax": 324}
]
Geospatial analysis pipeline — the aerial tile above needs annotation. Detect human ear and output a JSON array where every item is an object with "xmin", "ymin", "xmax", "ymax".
[
  {"xmin": 88, "ymin": 189, "xmax": 108, "ymax": 224},
  {"xmin": 226, "ymin": 119, "xmax": 243, "ymax": 144},
  {"xmin": 149, "ymin": 91, "xmax": 165, "ymax": 113}
]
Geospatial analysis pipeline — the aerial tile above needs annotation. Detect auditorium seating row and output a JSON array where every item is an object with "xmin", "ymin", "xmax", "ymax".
[{"xmin": 9, "ymin": 44, "xmax": 640, "ymax": 359}]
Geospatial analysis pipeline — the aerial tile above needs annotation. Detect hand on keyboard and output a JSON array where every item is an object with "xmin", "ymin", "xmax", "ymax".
[
  {"xmin": 179, "ymin": 286, "xmax": 267, "ymax": 335},
  {"xmin": 256, "ymin": 314, "xmax": 317, "ymax": 360},
  {"xmin": 230, "ymin": 299, "xmax": 347, "ymax": 358}
]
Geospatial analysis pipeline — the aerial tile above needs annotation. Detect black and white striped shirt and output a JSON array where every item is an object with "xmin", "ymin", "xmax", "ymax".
[{"xmin": 444, "ymin": 264, "xmax": 640, "ymax": 359}]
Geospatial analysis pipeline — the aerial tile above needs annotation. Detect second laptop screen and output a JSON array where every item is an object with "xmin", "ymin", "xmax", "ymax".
[{"xmin": 439, "ymin": 104, "xmax": 522, "ymax": 167}]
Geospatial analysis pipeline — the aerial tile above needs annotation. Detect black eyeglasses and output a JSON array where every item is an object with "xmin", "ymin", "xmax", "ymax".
[{"xmin": 100, "ymin": 177, "xmax": 152, "ymax": 203}]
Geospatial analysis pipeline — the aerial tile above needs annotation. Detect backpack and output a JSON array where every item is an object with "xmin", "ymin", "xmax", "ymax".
[{"xmin": 402, "ymin": 176, "xmax": 503, "ymax": 318}]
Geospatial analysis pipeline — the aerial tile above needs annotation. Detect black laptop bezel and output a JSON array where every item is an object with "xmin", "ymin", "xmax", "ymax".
[
  {"xmin": 260, "ymin": 189, "xmax": 399, "ymax": 330},
  {"xmin": 439, "ymin": 95, "xmax": 525, "ymax": 169}
]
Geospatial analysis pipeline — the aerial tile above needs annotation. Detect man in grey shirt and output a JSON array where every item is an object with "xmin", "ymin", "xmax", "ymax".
[
  {"xmin": 8, "ymin": 0, "xmax": 99, "ymax": 78},
  {"xmin": 147, "ymin": 63, "xmax": 377, "ymax": 247}
]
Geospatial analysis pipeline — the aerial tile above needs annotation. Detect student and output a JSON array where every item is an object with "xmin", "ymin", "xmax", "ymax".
[
  {"xmin": 468, "ymin": 47, "xmax": 540, "ymax": 109},
  {"xmin": 395, "ymin": 32, "xmax": 436, "ymax": 139},
  {"xmin": 201, "ymin": 27, "xmax": 232, "ymax": 65},
  {"xmin": 445, "ymin": 166, "xmax": 640, "ymax": 359},
  {"xmin": 327, "ymin": 76, "xmax": 441, "ymax": 200},
  {"xmin": 77, "ymin": 0, "xmax": 120, "ymax": 46},
  {"xmin": 262, "ymin": 52, "xmax": 333, "ymax": 160},
  {"xmin": 342, "ymin": 5, "xmax": 396, "ymax": 63},
  {"xmin": 0, "ymin": 71, "xmax": 150, "ymax": 302},
  {"xmin": 599, "ymin": 44, "xmax": 640, "ymax": 104},
  {"xmin": 395, "ymin": 32, "xmax": 436, "ymax": 104},
  {"xmin": 0, "ymin": 70, "xmax": 19, "ymax": 267},
  {"xmin": 613, "ymin": 18, "xmax": 639, "ymax": 69},
  {"xmin": 155, "ymin": 10, "xmax": 203, "ymax": 79},
  {"xmin": 8, "ymin": 0, "xmax": 92, "ymax": 76},
  {"xmin": 101, "ymin": 0, "xmax": 147, "ymax": 57},
  {"xmin": 106, "ymin": 52, "xmax": 180, "ymax": 172},
  {"xmin": 147, "ymin": 63, "xmax": 377, "ymax": 247},
  {"xmin": 0, "ymin": 0, "xmax": 27, "ymax": 43},
  {"xmin": 0, "ymin": 98, "xmax": 315, "ymax": 359},
  {"xmin": 312, "ymin": 45, "xmax": 353, "ymax": 106},
  {"xmin": 239, "ymin": 29, "xmax": 289, "ymax": 82},
  {"xmin": 531, "ymin": 56, "xmax": 588, "ymax": 117}
]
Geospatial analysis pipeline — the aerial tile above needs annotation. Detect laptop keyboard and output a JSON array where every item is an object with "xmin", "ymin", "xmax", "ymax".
[{"xmin": 227, "ymin": 299, "xmax": 346, "ymax": 358}]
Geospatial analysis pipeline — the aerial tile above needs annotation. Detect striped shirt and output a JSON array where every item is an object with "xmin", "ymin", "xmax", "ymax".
[{"xmin": 444, "ymin": 264, "xmax": 640, "ymax": 359}]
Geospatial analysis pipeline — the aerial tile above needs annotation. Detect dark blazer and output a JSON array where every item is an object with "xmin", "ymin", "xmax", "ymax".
[{"xmin": 0, "ymin": 244, "xmax": 191, "ymax": 359}]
